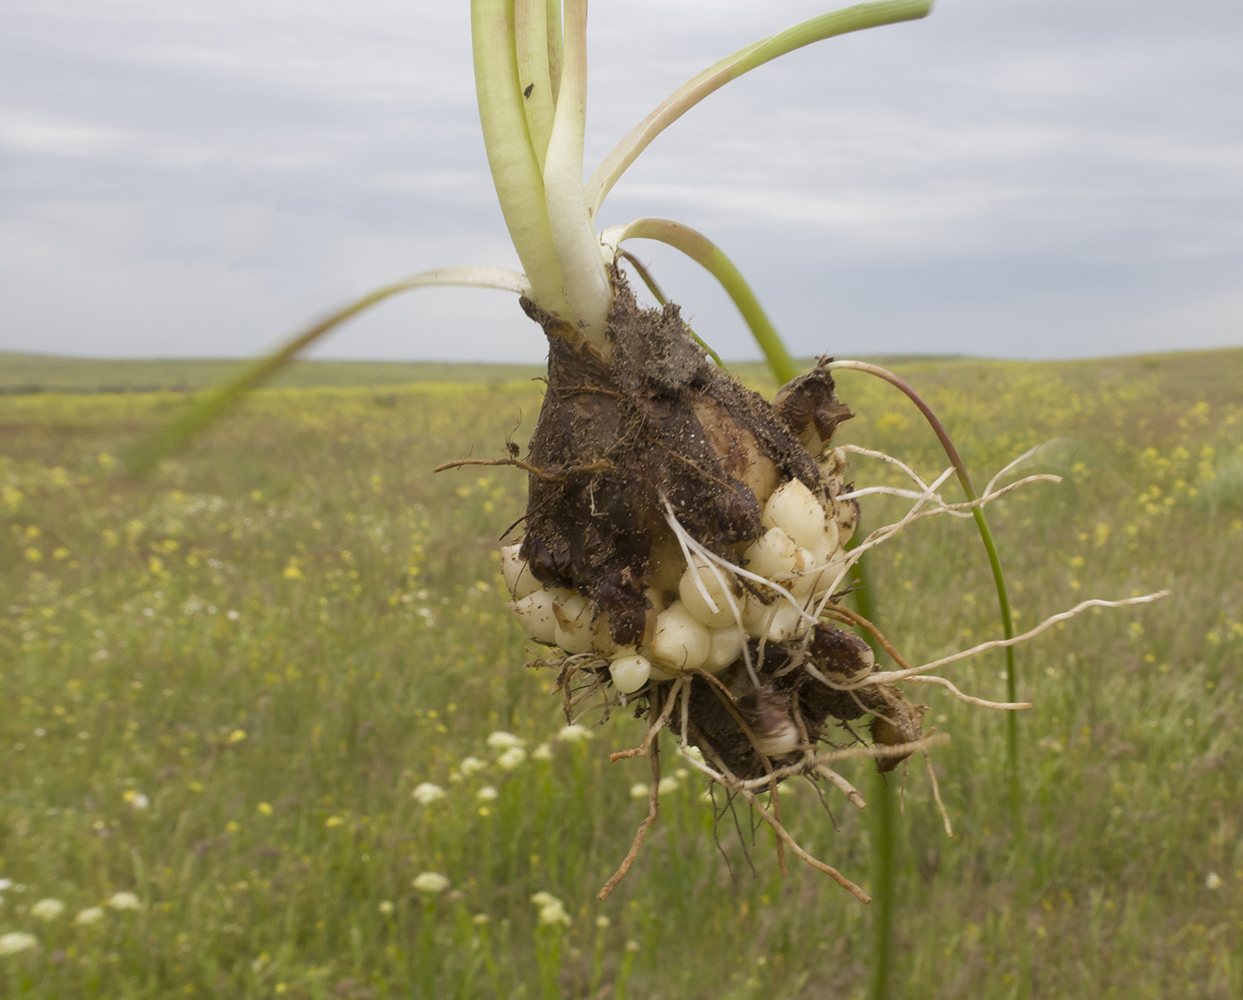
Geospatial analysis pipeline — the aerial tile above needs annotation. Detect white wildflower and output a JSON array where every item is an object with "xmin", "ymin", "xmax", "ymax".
[
  {"xmin": 31, "ymin": 898, "xmax": 65, "ymax": 921},
  {"xmin": 486, "ymin": 731, "xmax": 525, "ymax": 751},
  {"xmin": 378, "ymin": 900, "xmax": 395, "ymax": 915},
  {"xmin": 531, "ymin": 891, "xmax": 561, "ymax": 908},
  {"xmin": 1206, "ymin": 872, "xmax": 1223, "ymax": 890},
  {"xmin": 496, "ymin": 747, "xmax": 526, "ymax": 770},
  {"xmin": 476, "ymin": 786, "xmax": 499, "ymax": 802},
  {"xmin": 124, "ymin": 791, "xmax": 150, "ymax": 811},
  {"xmin": 596, "ymin": 915, "xmax": 611, "ymax": 929},
  {"xmin": 531, "ymin": 742, "xmax": 554, "ymax": 761},
  {"xmin": 538, "ymin": 902, "xmax": 572, "ymax": 928},
  {"xmin": 657, "ymin": 776, "xmax": 680, "ymax": 796},
  {"xmin": 107, "ymin": 891, "xmax": 141, "ymax": 911},
  {"xmin": 459, "ymin": 756, "xmax": 488, "ymax": 776},
  {"xmin": 556, "ymin": 724, "xmax": 594, "ymax": 743},
  {"xmin": 412, "ymin": 872, "xmax": 450, "ymax": 894},
  {"xmin": 0, "ymin": 880, "xmax": 12, "ymax": 891},
  {"xmin": 412, "ymin": 783, "xmax": 446, "ymax": 805},
  {"xmin": 0, "ymin": 932, "xmax": 38, "ymax": 956},
  {"xmin": 75, "ymin": 906, "xmax": 104, "ymax": 926},
  {"xmin": 630, "ymin": 783, "xmax": 650, "ymax": 800}
]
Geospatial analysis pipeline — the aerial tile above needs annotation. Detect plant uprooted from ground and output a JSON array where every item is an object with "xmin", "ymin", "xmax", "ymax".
[{"xmin": 128, "ymin": 0, "xmax": 1167, "ymax": 901}]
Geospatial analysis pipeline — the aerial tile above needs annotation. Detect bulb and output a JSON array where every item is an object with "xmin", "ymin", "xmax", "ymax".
[
  {"xmin": 609, "ymin": 653, "xmax": 652, "ymax": 694},
  {"xmin": 762, "ymin": 478, "xmax": 829, "ymax": 554},
  {"xmin": 678, "ymin": 556, "xmax": 742, "ymax": 628},
  {"xmin": 500, "ymin": 541, "xmax": 541, "ymax": 599},
  {"xmin": 703, "ymin": 625, "xmax": 744, "ymax": 673},
  {"xmin": 553, "ymin": 593, "xmax": 594, "ymax": 654},
  {"xmin": 763, "ymin": 603, "xmax": 807, "ymax": 643},
  {"xmin": 510, "ymin": 588, "xmax": 568, "ymax": 644},
  {"xmin": 742, "ymin": 527, "xmax": 799, "ymax": 580},
  {"xmin": 650, "ymin": 601, "xmax": 711, "ymax": 672}
]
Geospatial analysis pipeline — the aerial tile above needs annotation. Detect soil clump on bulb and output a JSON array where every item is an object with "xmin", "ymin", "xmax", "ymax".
[{"xmin": 510, "ymin": 271, "xmax": 924, "ymax": 781}]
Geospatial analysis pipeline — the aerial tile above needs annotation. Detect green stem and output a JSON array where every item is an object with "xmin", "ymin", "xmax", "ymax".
[
  {"xmin": 515, "ymin": 0, "xmax": 556, "ymax": 170},
  {"xmin": 542, "ymin": 0, "xmax": 612, "ymax": 338},
  {"xmin": 122, "ymin": 268, "xmax": 530, "ymax": 477},
  {"xmin": 471, "ymin": 0, "xmax": 571, "ymax": 318},
  {"xmin": 825, "ymin": 360, "xmax": 1022, "ymax": 831},
  {"xmin": 604, "ymin": 217, "xmax": 797, "ymax": 384},
  {"xmin": 848, "ymin": 549, "xmax": 894, "ymax": 1000},
  {"xmin": 718, "ymin": 256, "xmax": 897, "ymax": 999}
]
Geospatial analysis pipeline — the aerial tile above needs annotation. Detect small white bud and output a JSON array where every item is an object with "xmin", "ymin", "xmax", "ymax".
[
  {"xmin": 742, "ymin": 528, "xmax": 800, "ymax": 581},
  {"xmin": 762, "ymin": 479, "xmax": 829, "ymax": 554},
  {"xmin": 609, "ymin": 653, "xmax": 652, "ymax": 694},
  {"xmin": 703, "ymin": 625, "xmax": 744, "ymax": 673},
  {"xmin": 510, "ymin": 588, "xmax": 564, "ymax": 644},
  {"xmin": 813, "ymin": 552, "xmax": 850, "ymax": 600},
  {"xmin": 650, "ymin": 602, "xmax": 711, "ymax": 672},
  {"xmin": 552, "ymin": 593, "xmax": 594, "ymax": 654},
  {"xmin": 500, "ymin": 542, "xmax": 540, "ymax": 599},
  {"xmin": 764, "ymin": 603, "xmax": 807, "ymax": 643},
  {"xmin": 754, "ymin": 718, "xmax": 801, "ymax": 757},
  {"xmin": 743, "ymin": 593, "xmax": 776, "ymax": 639},
  {"xmin": 678, "ymin": 556, "xmax": 741, "ymax": 628}
]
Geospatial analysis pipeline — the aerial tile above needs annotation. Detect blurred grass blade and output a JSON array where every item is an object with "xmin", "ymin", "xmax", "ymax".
[{"xmin": 122, "ymin": 268, "xmax": 531, "ymax": 477}]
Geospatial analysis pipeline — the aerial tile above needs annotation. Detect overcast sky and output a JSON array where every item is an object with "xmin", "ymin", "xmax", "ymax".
[{"xmin": 2, "ymin": 0, "xmax": 1241, "ymax": 363}]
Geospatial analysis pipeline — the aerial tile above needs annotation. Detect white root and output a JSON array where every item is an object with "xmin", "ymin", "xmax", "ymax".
[
  {"xmin": 860, "ymin": 592, "xmax": 1170, "ymax": 687},
  {"xmin": 547, "ymin": 448, "xmax": 1165, "ymax": 901},
  {"xmin": 815, "ymin": 764, "xmax": 867, "ymax": 809},
  {"xmin": 923, "ymin": 748, "xmax": 953, "ymax": 838},
  {"xmin": 903, "ymin": 674, "xmax": 1032, "ymax": 711}
]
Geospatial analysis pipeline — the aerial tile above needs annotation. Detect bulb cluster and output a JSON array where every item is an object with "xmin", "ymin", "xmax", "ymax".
[{"xmin": 503, "ymin": 449, "xmax": 858, "ymax": 696}]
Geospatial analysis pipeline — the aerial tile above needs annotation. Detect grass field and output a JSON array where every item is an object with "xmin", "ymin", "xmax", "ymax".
[{"xmin": 1, "ymin": 348, "xmax": 1241, "ymax": 998}]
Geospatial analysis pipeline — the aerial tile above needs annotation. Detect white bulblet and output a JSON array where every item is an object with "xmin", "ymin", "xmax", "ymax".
[
  {"xmin": 814, "ymin": 552, "xmax": 850, "ymax": 599},
  {"xmin": 500, "ymin": 541, "xmax": 541, "ymax": 599},
  {"xmin": 650, "ymin": 601, "xmax": 711, "ymax": 671},
  {"xmin": 609, "ymin": 653, "xmax": 652, "ymax": 694},
  {"xmin": 552, "ymin": 593, "xmax": 594, "ymax": 654},
  {"xmin": 743, "ymin": 593, "xmax": 775, "ymax": 639},
  {"xmin": 678, "ymin": 556, "xmax": 742, "ymax": 628},
  {"xmin": 762, "ymin": 478, "xmax": 829, "ymax": 553},
  {"xmin": 822, "ymin": 516, "xmax": 840, "ymax": 556},
  {"xmin": 510, "ymin": 588, "xmax": 565, "ymax": 644},
  {"xmin": 753, "ymin": 718, "xmax": 801, "ymax": 757},
  {"xmin": 764, "ymin": 603, "xmax": 807, "ymax": 643},
  {"xmin": 742, "ymin": 527, "xmax": 800, "ymax": 580},
  {"xmin": 703, "ymin": 625, "xmax": 744, "ymax": 673}
]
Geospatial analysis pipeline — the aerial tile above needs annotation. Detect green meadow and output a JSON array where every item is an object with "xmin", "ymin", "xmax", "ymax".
[{"xmin": 1, "ymin": 348, "xmax": 1240, "ymax": 998}]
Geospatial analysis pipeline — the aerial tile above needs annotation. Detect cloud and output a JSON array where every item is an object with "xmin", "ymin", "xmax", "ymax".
[{"xmin": 1, "ymin": 0, "xmax": 1240, "ymax": 361}]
